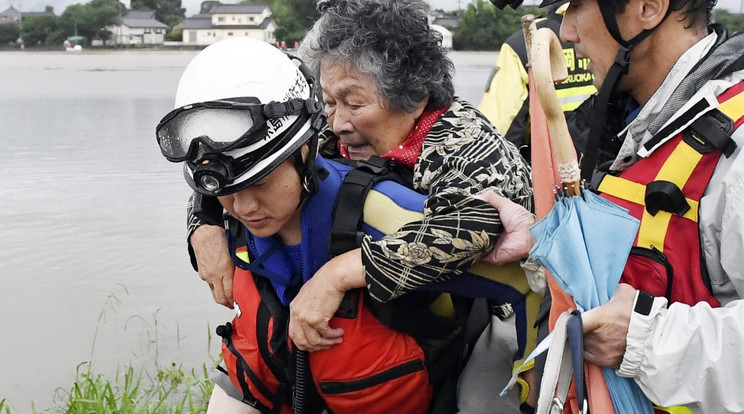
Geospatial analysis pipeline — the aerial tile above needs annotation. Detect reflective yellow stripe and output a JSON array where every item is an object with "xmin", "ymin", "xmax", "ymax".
[
  {"xmin": 557, "ymin": 85, "xmax": 596, "ymax": 111},
  {"xmin": 718, "ymin": 88, "xmax": 744, "ymax": 120},
  {"xmin": 636, "ymin": 141, "xmax": 701, "ymax": 250},
  {"xmin": 555, "ymin": 84, "xmax": 597, "ymax": 98},
  {"xmin": 598, "ymin": 148, "xmax": 701, "ymax": 251},
  {"xmin": 236, "ymin": 249, "xmax": 250, "ymax": 263},
  {"xmin": 654, "ymin": 405, "xmax": 696, "ymax": 414},
  {"xmin": 598, "ymin": 175, "xmax": 699, "ymax": 222},
  {"xmin": 429, "ymin": 292, "xmax": 456, "ymax": 319},
  {"xmin": 562, "ymin": 101, "xmax": 582, "ymax": 111},
  {"xmin": 656, "ymin": 142, "xmax": 702, "ymax": 189},
  {"xmin": 598, "ymin": 175, "xmax": 647, "ymax": 205}
]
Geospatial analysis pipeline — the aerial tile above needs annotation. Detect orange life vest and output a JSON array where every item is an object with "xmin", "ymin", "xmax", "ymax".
[{"xmin": 219, "ymin": 266, "xmax": 434, "ymax": 414}]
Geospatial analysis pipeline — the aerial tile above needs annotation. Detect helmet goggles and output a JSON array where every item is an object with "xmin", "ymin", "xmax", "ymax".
[
  {"xmin": 157, "ymin": 96, "xmax": 323, "ymax": 164},
  {"xmin": 156, "ymin": 97, "xmax": 269, "ymax": 162}
]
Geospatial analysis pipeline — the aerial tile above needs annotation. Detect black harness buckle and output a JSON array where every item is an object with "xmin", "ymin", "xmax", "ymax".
[
  {"xmin": 645, "ymin": 180, "xmax": 690, "ymax": 216},
  {"xmin": 688, "ymin": 109, "xmax": 736, "ymax": 157}
]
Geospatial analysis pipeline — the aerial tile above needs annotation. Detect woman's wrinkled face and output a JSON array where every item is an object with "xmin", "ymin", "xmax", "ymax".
[
  {"xmin": 320, "ymin": 60, "xmax": 423, "ymax": 160},
  {"xmin": 217, "ymin": 158, "xmax": 303, "ymax": 245}
]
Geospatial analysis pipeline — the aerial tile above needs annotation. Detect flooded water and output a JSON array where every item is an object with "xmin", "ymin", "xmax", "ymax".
[{"xmin": 0, "ymin": 48, "xmax": 497, "ymax": 411}]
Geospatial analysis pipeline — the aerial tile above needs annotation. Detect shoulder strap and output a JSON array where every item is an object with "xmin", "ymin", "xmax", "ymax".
[{"xmin": 329, "ymin": 156, "xmax": 410, "ymax": 256}]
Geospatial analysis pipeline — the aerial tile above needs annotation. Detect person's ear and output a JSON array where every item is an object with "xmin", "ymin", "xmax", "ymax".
[
  {"xmin": 412, "ymin": 96, "xmax": 429, "ymax": 119},
  {"xmin": 638, "ymin": 0, "xmax": 670, "ymax": 30}
]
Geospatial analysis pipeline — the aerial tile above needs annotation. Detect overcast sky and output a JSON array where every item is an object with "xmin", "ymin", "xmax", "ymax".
[{"xmin": 3, "ymin": 0, "xmax": 743, "ymax": 20}]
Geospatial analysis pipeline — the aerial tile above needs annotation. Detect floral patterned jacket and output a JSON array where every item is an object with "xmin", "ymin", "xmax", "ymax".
[{"xmin": 339, "ymin": 97, "xmax": 533, "ymax": 302}]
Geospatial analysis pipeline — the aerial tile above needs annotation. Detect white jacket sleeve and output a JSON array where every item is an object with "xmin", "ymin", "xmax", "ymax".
[{"xmin": 619, "ymin": 297, "xmax": 744, "ymax": 413}]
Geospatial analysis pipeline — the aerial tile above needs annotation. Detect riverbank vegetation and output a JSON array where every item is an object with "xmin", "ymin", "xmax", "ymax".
[
  {"xmin": 0, "ymin": 0, "xmax": 540, "ymax": 50},
  {"xmin": 1, "ymin": 362, "xmax": 214, "ymax": 413},
  {"xmin": 3, "ymin": 0, "xmax": 744, "ymax": 51},
  {"xmin": 60, "ymin": 362, "xmax": 213, "ymax": 413},
  {"xmin": 0, "ymin": 285, "xmax": 219, "ymax": 413}
]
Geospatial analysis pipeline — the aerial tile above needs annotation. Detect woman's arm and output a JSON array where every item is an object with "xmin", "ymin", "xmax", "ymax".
[{"xmin": 363, "ymin": 99, "xmax": 533, "ymax": 302}]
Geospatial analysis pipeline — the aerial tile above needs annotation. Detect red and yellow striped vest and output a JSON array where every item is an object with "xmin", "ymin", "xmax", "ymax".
[{"xmin": 596, "ymin": 81, "xmax": 744, "ymax": 414}]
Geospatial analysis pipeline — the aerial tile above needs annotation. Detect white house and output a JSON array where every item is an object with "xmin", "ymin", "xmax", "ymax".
[
  {"xmin": 431, "ymin": 24, "xmax": 453, "ymax": 49},
  {"xmin": 427, "ymin": 13, "xmax": 456, "ymax": 50},
  {"xmin": 0, "ymin": 6, "xmax": 21, "ymax": 25},
  {"xmin": 108, "ymin": 10, "xmax": 168, "ymax": 46},
  {"xmin": 181, "ymin": 3, "xmax": 276, "ymax": 46}
]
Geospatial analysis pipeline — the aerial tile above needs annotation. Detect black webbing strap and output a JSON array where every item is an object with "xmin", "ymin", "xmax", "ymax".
[
  {"xmin": 329, "ymin": 156, "xmax": 407, "ymax": 257},
  {"xmin": 256, "ymin": 302, "xmax": 289, "ymax": 384},
  {"xmin": 215, "ymin": 322, "xmax": 278, "ymax": 413},
  {"xmin": 582, "ymin": 3, "xmax": 659, "ymax": 184},
  {"xmin": 581, "ymin": 53, "xmax": 627, "ymax": 183}
]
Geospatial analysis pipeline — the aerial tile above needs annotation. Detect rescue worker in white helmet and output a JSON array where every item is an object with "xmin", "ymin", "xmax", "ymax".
[
  {"xmin": 157, "ymin": 36, "xmax": 537, "ymax": 414},
  {"xmin": 487, "ymin": 0, "xmax": 744, "ymax": 410},
  {"xmin": 182, "ymin": 1, "xmax": 540, "ymax": 412},
  {"xmin": 157, "ymin": 36, "xmax": 443, "ymax": 414}
]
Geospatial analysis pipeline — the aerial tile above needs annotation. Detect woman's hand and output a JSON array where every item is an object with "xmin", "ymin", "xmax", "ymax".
[
  {"xmin": 476, "ymin": 189, "xmax": 536, "ymax": 265},
  {"xmin": 289, "ymin": 248, "xmax": 366, "ymax": 351}
]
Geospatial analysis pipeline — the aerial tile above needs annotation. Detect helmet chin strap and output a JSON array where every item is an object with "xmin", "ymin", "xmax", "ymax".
[
  {"xmin": 292, "ymin": 133, "xmax": 329, "ymax": 210},
  {"xmin": 582, "ymin": 0, "xmax": 672, "ymax": 183}
]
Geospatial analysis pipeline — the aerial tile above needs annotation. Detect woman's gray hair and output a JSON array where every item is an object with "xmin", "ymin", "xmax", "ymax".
[{"xmin": 301, "ymin": 0, "xmax": 455, "ymax": 113}]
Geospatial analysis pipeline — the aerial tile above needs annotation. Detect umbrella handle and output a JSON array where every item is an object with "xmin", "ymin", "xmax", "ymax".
[
  {"xmin": 522, "ymin": 14, "xmax": 536, "ymax": 67},
  {"xmin": 531, "ymin": 28, "xmax": 582, "ymax": 196}
]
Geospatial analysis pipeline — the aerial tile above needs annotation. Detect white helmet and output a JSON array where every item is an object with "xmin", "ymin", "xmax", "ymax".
[{"xmin": 156, "ymin": 37, "xmax": 324, "ymax": 195}]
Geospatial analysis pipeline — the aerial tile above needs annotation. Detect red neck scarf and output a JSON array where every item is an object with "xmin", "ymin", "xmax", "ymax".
[{"xmin": 339, "ymin": 106, "xmax": 447, "ymax": 168}]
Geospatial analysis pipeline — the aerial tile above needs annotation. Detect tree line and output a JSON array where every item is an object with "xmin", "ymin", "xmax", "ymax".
[{"xmin": 1, "ymin": 0, "xmax": 743, "ymax": 49}]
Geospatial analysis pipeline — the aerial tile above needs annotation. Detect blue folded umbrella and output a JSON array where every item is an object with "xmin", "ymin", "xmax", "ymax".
[{"xmin": 530, "ymin": 190, "xmax": 655, "ymax": 414}]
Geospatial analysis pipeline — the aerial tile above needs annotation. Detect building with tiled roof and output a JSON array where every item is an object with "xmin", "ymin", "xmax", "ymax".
[
  {"xmin": 107, "ymin": 9, "xmax": 169, "ymax": 45},
  {"xmin": 0, "ymin": 6, "xmax": 21, "ymax": 24},
  {"xmin": 180, "ymin": 2, "xmax": 276, "ymax": 46}
]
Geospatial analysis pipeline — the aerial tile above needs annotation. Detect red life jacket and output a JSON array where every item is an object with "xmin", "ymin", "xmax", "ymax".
[
  {"xmin": 218, "ymin": 265, "xmax": 294, "ymax": 414},
  {"xmin": 597, "ymin": 82, "xmax": 744, "ymax": 308},
  {"xmin": 219, "ymin": 265, "xmax": 434, "ymax": 414},
  {"xmin": 598, "ymin": 133, "xmax": 721, "ymax": 306}
]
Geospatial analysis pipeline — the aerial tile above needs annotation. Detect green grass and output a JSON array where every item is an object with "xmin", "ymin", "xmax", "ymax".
[
  {"xmin": 1, "ymin": 285, "xmax": 220, "ymax": 414},
  {"xmin": 1, "ymin": 361, "xmax": 216, "ymax": 414},
  {"xmin": 57, "ymin": 361, "xmax": 214, "ymax": 414}
]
